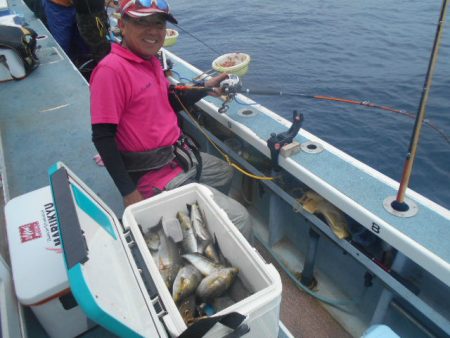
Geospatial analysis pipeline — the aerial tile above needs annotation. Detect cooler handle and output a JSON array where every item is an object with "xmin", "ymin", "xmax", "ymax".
[
  {"xmin": 178, "ymin": 312, "xmax": 249, "ymax": 338},
  {"xmin": 50, "ymin": 167, "xmax": 89, "ymax": 269}
]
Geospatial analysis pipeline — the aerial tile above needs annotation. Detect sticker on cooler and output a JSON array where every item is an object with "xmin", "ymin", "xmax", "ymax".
[
  {"xmin": 17, "ymin": 201, "xmax": 62, "ymax": 253},
  {"xmin": 19, "ymin": 221, "xmax": 42, "ymax": 243},
  {"xmin": 41, "ymin": 202, "xmax": 62, "ymax": 250}
]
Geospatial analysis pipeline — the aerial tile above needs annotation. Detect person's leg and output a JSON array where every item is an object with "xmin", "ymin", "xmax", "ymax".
[
  {"xmin": 26, "ymin": 0, "xmax": 46, "ymax": 25},
  {"xmin": 165, "ymin": 153, "xmax": 252, "ymax": 240},
  {"xmin": 71, "ymin": 24, "xmax": 89, "ymax": 62},
  {"xmin": 196, "ymin": 152, "xmax": 233, "ymax": 194},
  {"xmin": 43, "ymin": 1, "xmax": 76, "ymax": 56},
  {"xmin": 206, "ymin": 185, "xmax": 252, "ymax": 241}
]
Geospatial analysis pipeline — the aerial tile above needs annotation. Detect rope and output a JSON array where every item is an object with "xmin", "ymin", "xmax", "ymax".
[
  {"xmin": 253, "ymin": 232, "xmax": 360, "ymax": 311},
  {"xmin": 173, "ymin": 93, "xmax": 276, "ymax": 181}
]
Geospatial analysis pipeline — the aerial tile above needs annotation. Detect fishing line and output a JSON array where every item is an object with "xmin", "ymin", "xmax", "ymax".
[{"xmin": 173, "ymin": 24, "xmax": 223, "ymax": 56}]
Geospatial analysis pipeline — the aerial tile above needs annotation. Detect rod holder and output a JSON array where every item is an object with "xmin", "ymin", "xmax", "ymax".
[{"xmin": 383, "ymin": 195, "xmax": 418, "ymax": 218}]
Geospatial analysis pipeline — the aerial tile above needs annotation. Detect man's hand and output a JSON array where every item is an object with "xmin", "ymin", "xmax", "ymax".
[
  {"xmin": 205, "ymin": 73, "xmax": 229, "ymax": 97},
  {"xmin": 124, "ymin": 189, "xmax": 144, "ymax": 208}
]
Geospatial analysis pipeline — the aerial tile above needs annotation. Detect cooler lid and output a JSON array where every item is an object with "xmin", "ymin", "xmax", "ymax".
[{"xmin": 48, "ymin": 162, "xmax": 166, "ymax": 338}]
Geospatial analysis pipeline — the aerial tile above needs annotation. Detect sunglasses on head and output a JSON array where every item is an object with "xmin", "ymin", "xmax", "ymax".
[{"xmin": 121, "ymin": 0, "xmax": 170, "ymax": 16}]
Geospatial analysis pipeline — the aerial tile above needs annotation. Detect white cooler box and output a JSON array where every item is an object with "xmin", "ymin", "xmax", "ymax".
[
  {"xmin": 48, "ymin": 162, "xmax": 282, "ymax": 337},
  {"xmin": 4, "ymin": 186, "xmax": 94, "ymax": 338}
]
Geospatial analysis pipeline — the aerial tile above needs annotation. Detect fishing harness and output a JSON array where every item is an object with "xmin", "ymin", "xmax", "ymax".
[{"xmin": 120, "ymin": 134, "xmax": 203, "ymax": 181}]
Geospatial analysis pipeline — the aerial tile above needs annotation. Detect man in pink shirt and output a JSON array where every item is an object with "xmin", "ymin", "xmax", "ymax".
[{"xmin": 90, "ymin": 0, "xmax": 251, "ymax": 239}]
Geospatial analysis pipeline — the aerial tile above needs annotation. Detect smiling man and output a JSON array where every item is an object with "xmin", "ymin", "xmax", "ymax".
[
  {"xmin": 89, "ymin": 0, "xmax": 252, "ymax": 240},
  {"xmin": 119, "ymin": 0, "xmax": 175, "ymax": 58}
]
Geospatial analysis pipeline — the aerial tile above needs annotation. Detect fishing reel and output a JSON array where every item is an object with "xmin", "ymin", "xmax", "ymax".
[
  {"xmin": 219, "ymin": 74, "xmax": 241, "ymax": 94},
  {"xmin": 218, "ymin": 74, "xmax": 241, "ymax": 113},
  {"xmin": 169, "ymin": 74, "xmax": 242, "ymax": 113}
]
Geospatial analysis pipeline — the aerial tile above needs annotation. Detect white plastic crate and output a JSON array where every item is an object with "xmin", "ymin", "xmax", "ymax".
[{"xmin": 122, "ymin": 183, "xmax": 283, "ymax": 337}]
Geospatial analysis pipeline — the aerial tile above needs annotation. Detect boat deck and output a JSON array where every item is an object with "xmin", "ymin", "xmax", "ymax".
[{"xmin": 0, "ymin": 1, "xmax": 352, "ymax": 337}]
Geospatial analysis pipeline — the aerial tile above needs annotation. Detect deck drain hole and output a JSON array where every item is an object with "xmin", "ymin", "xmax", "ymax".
[{"xmin": 237, "ymin": 108, "xmax": 258, "ymax": 117}]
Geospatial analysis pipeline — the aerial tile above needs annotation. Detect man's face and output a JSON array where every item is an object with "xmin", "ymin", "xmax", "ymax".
[{"xmin": 120, "ymin": 14, "xmax": 166, "ymax": 59}]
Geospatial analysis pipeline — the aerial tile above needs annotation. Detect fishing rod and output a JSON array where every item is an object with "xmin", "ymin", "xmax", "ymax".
[
  {"xmin": 170, "ymin": 77, "xmax": 450, "ymax": 144},
  {"xmin": 238, "ymin": 88, "xmax": 450, "ymax": 144},
  {"xmin": 392, "ymin": 0, "xmax": 449, "ymax": 212}
]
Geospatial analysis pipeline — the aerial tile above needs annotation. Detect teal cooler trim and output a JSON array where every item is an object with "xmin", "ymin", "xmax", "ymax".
[
  {"xmin": 48, "ymin": 163, "xmax": 59, "ymax": 177},
  {"xmin": 71, "ymin": 185, "xmax": 117, "ymax": 239},
  {"xmin": 68, "ymin": 264, "xmax": 143, "ymax": 338}
]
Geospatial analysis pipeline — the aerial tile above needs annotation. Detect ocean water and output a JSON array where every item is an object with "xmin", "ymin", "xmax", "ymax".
[{"xmin": 169, "ymin": 0, "xmax": 450, "ymax": 209}]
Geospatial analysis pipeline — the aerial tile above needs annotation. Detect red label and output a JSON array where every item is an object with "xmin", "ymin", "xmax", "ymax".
[
  {"xmin": 19, "ymin": 221, "xmax": 42, "ymax": 243},
  {"xmin": 46, "ymin": 247, "xmax": 63, "ymax": 254}
]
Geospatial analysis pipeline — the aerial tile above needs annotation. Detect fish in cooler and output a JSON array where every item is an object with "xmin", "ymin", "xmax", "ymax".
[
  {"xmin": 177, "ymin": 210, "xmax": 198, "ymax": 254},
  {"xmin": 157, "ymin": 227, "xmax": 182, "ymax": 290},
  {"xmin": 188, "ymin": 202, "xmax": 211, "ymax": 242},
  {"xmin": 177, "ymin": 295, "xmax": 196, "ymax": 325},
  {"xmin": 182, "ymin": 253, "xmax": 239, "ymax": 301},
  {"xmin": 144, "ymin": 227, "xmax": 160, "ymax": 251},
  {"xmin": 182, "ymin": 253, "xmax": 223, "ymax": 276},
  {"xmin": 142, "ymin": 201, "xmax": 250, "ymax": 325},
  {"xmin": 204, "ymin": 241, "xmax": 221, "ymax": 264},
  {"xmin": 196, "ymin": 267, "xmax": 239, "ymax": 301},
  {"xmin": 172, "ymin": 264, "xmax": 203, "ymax": 303}
]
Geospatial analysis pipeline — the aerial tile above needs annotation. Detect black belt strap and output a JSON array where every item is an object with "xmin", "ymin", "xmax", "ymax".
[
  {"xmin": 120, "ymin": 135, "xmax": 202, "ymax": 180},
  {"xmin": 120, "ymin": 146, "xmax": 175, "ymax": 173}
]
